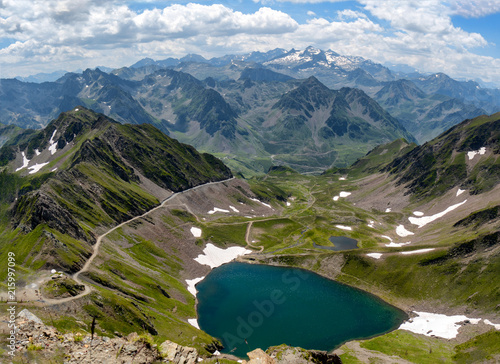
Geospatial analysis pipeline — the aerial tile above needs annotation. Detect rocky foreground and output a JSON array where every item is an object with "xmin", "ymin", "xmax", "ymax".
[{"xmin": 4, "ymin": 309, "xmax": 342, "ymax": 364}]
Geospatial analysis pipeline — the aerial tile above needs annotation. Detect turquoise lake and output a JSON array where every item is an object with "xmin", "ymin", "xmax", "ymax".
[{"xmin": 196, "ymin": 262, "xmax": 407, "ymax": 358}]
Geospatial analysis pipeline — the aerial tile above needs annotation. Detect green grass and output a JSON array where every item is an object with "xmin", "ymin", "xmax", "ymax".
[
  {"xmin": 360, "ymin": 330, "xmax": 454, "ymax": 363},
  {"xmin": 251, "ymin": 218, "xmax": 303, "ymax": 251},
  {"xmin": 453, "ymin": 330, "xmax": 500, "ymax": 363},
  {"xmin": 203, "ymin": 223, "xmax": 248, "ymax": 247}
]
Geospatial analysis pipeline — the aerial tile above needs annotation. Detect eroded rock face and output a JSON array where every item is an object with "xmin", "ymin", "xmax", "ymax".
[{"xmin": 158, "ymin": 340, "xmax": 199, "ymax": 364}]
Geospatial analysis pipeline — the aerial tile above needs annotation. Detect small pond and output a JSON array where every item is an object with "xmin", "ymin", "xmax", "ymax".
[
  {"xmin": 196, "ymin": 262, "xmax": 406, "ymax": 358},
  {"xmin": 313, "ymin": 236, "xmax": 359, "ymax": 251}
]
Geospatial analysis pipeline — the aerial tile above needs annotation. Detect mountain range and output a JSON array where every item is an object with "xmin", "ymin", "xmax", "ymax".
[{"xmin": 2, "ymin": 46, "xmax": 498, "ymax": 175}]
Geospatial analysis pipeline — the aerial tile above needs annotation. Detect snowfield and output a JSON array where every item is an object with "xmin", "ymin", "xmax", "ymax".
[
  {"xmin": 28, "ymin": 162, "xmax": 49, "ymax": 174},
  {"xmin": 333, "ymin": 191, "xmax": 351, "ymax": 201},
  {"xmin": 207, "ymin": 207, "xmax": 230, "ymax": 214},
  {"xmin": 409, "ymin": 200, "xmax": 467, "ymax": 228},
  {"xmin": 190, "ymin": 227, "xmax": 202, "ymax": 238},
  {"xmin": 15, "ymin": 152, "xmax": 30, "ymax": 172},
  {"xmin": 188, "ymin": 318, "xmax": 200, "ymax": 330},
  {"xmin": 396, "ymin": 225, "xmax": 414, "ymax": 237},
  {"xmin": 48, "ymin": 129, "xmax": 58, "ymax": 155},
  {"xmin": 185, "ymin": 277, "xmax": 205, "ymax": 296},
  {"xmin": 194, "ymin": 243, "xmax": 252, "ymax": 269},
  {"xmin": 400, "ymin": 248, "xmax": 435, "ymax": 255},
  {"xmin": 467, "ymin": 147, "xmax": 486, "ymax": 160},
  {"xmin": 399, "ymin": 312, "xmax": 480, "ymax": 339},
  {"xmin": 250, "ymin": 198, "xmax": 273, "ymax": 209}
]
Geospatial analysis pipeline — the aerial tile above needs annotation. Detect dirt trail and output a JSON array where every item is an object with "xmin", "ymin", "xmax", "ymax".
[{"xmin": 42, "ymin": 178, "xmax": 234, "ymax": 305}]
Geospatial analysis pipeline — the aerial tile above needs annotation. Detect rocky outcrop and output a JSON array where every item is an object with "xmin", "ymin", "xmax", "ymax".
[
  {"xmin": 8, "ymin": 309, "xmax": 203, "ymax": 364},
  {"xmin": 266, "ymin": 345, "xmax": 342, "ymax": 364},
  {"xmin": 13, "ymin": 191, "xmax": 94, "ymax": 244},
  {"xmin": 159, "ymin": 340, "xmax": 199, "ymax": 363},
  {"xmin": 11, "ymin": 313, "xmax": 160, "ymax": 363},
  {"xmin": 242, "ymin": 348, "xmax": 276, "ymax": 364}
]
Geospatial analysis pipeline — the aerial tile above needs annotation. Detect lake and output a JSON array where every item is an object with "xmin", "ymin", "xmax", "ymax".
[{"xmin": 196, "ymin": 262, "xmax": 406, "ymax": 358}]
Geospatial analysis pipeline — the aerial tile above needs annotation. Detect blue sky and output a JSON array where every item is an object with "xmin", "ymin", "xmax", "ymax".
[{"xmin": 1, "ymin": 0, "xmax": 500, "ymax": 86}]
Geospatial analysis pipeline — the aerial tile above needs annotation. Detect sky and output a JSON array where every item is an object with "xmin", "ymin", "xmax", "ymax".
[{"xmin": 1, "ymin": 0, "xmax": 500, "ymax": 86}]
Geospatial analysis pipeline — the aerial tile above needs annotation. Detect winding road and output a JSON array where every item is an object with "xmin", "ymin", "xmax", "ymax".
[{"xmin": 42, "ymin": 177, "xmax": 234, "ymax": 305}]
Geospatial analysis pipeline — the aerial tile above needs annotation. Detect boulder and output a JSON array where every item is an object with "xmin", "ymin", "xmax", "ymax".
[
  {"xmin": 17, "ymin": 309, "xmax": 44, "ymax": 325},
  {"xmin": 159, "ymin": 340, "xmax": 198, "ymax": 364},
  {"xmin": 242, "ymin": 348, "xmax": 276, "ymax": 364}
]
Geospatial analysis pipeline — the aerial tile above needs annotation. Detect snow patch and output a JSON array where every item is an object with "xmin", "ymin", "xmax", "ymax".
[
  {"xmin": 48, "ymin": 129, "xmax": 58, "ymax": 155},
  {"xmin": 386, "ymin": 242, "xmax": 411, "ymax": 248},
  {"xmin": 188, "ymin": 318, "xmax": 200, "ymax": 330},
  {"xmin": 194, "ymin": 243, "xmax": 252, "ymax": 269},
  {"xmin": 385, "ymin": 208, "xmax": 392, "ymax": 213},
  {"xmin": 456, "ymin": 189, "xmax": 465, "ymax": 196},
  {"xmin": 15, "ymin": 152, "xmax": 30, "ymax": 171},
  {"xmin": 409, "ymin": 200, "xmax": 467, "ymax": 228},
  {"xmin": 286, "ymin": 201, "xmax": 291, "ymax": 206},
  {"xmin": 335, "ymin": 225, "xmax": 352, "ymax": 231},
  {"xmin": 333, "ymin": 191, "xmax": 351, "ymax": 201},
  {"xmin": 484, "ymin": 319, "xmax": 500, "ymax": 330},
  {"xmin": 208, "ymin": 207, "xmax": 230, "ymax": 214},
  {"xmin": 339, "ymin": 177, "xmax": 346, "ymax": 181},
  {"xmin": 413, "ymin": 211, "xmax": 424, "ymax": 216},
  {"xmin": 250, "ymin": 198, "xmax": 273, "ymax": 209},
  {"xmin": 467, "ymin": 147, "xmax": 486, "ymax": 160},
  {"xmin": 186, "ymin": 277, "xmax": 205, "ymax": 296},
  {"xmin": 34, "ymin": 149, "xmax": 41, "ymax": 156},
  {"xmin": 190, "ymin": 227, "xmax": 202, "ymax": 238},
  {"xmin": 399, "ymin": 312, "xmax": 480, "ymax": 339},
  {"xmin": 367, "ymin": 253, "xmax": 383, "ymax": 259},
  {"xmin": 401, "ymin": 248, "xmax": 435, "ymax": 255},
  {"xmin": 28, "ymin": 162, "xmax": 49, "ymax": 174},
  {"xmin": 396, "ymin": 225, "xmax": 414, "ymax": 237},
  {"xmin": 229, "ymin": 205, "xmax": 239, "ymax": 213},
  {"xmin": 381, "ymin": 235, "xmax": 393, "ymax": 242}
]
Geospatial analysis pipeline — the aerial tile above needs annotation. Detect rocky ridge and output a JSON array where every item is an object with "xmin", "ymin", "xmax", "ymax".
[{"xmin": 4, "ymin": 310, "xmax": 343, "ymax": 364}]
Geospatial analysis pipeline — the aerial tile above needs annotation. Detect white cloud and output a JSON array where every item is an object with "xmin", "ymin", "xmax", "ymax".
[
  {"xmin": 449, "ymin": 0, "xmax": 500, "ymax": 18},
  {"xmin": 337, "ymin": 9, "xmax": 368, "ymax": 20},
  {"xmin": 0, "ymin": 0, "xmax": 499, "ymax": 86},
  {"xmin": 256, "ymin": 0, "xmax": 346, "ymax": 2}
]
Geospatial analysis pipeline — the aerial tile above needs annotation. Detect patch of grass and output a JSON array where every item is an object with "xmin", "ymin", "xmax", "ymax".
[
  {"xmin": 251, "ymin": 218, "xmax": 303, "ymax": 251},
  {"xmin": 27, "ymin": 343, "xmax": 44, "ymax": 351},
  {"xmin": 360, "ymin": 330, "xmax": 454, "ymax": 363},
  {"xmin": 453, "ymin": 330, "xmax": 500, "ymax": 363},
  {"xmin": 203, "ymin": 223, "xmax": 248, "ymax": 247}
]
